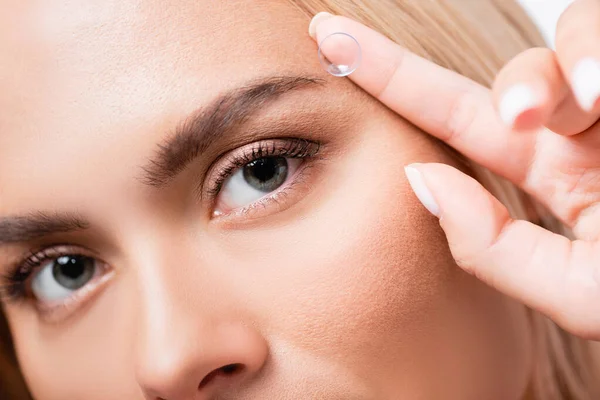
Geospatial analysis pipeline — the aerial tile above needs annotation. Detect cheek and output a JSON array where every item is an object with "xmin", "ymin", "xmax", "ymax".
[
  {"xmin": 6, "ymin": 286, "xmax": 141, "ymax": 400},
  {"xmin": 244, "ymin": 125, "xmax": 462, "ymax": 361}
]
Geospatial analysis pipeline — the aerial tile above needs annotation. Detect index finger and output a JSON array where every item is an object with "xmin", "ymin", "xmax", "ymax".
[{"xmin": 309, "ymin": 13, "xmax": 535, "ymax": 185}]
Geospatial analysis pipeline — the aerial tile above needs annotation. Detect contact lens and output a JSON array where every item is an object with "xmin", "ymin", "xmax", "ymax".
[{"xmin": 317, "ymin": 32, "xmax": 362, "ymax": 77}]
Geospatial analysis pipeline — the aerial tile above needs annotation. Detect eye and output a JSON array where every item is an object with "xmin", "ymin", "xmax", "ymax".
[
  {"xmin": 207, "ymin": 138, "xmax": 322, "ymax": 219},
  {"xmin": 214, "ymin": 156, "xmax": 302, "ymax": 215},
  {"xmin": 31, "ymin": 255, "xmax": 99, "ymax": 303}
]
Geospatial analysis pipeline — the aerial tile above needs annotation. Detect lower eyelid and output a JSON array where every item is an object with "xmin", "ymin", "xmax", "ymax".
[
  {"xmin": 216, "ymin": 157, "xmax": 303, "ymax": 213},
  {"xmin": 35, "ymin": 262, "xmax": 115, "ymax": 324},
  {"xmin": 211, "ymin": 159, "xmax": 321, "ymax": 227}
]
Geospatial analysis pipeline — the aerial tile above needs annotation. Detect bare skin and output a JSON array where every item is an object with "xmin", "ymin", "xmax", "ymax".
[{"xmin": 0, "ymin": 1, "xmax": 534, "ymax": 399}]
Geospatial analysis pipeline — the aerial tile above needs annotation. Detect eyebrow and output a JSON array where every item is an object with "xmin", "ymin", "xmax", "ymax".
[
  {"xmin": 0, "ymin": 212, "xmax": 89, "ymax": 245},
  {"xmin": 140, "ymin": 75, "xmax": 325, "ymax": 187}
]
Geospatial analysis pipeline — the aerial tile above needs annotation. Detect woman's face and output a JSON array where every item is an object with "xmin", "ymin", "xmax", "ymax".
[{"xmin": 0, "ymin": 1, "xmax": 532, "ymax": 399}]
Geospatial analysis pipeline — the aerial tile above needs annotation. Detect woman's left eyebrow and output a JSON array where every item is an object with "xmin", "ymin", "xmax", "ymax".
[{"xmin": 139, "ymin": 75, "xmax": 325, "ymax": 188}]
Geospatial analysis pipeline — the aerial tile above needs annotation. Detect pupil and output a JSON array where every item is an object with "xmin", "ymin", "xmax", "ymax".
[
  {"xmin": 53, "ymin": 255, "xmax": 95, "ymax": 290},
  {"xmin": 58, "ymin": 257, "xmax": 83, "ymax": 279},
  {"xmin": 243, "ymin": 157, "xmax": 288, "ymax": 192},
  {"xmin": 249, "ymin": 158, "xmax": 277, "ymax": 182}
]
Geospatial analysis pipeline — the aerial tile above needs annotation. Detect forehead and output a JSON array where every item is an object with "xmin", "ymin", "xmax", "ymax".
[
  {"xmin": 0, "ymin": 0, "xmax": 311, "ymax": 92},
  {"xmin": 0, "ymin": 0, "xmax": 320, "ymax": 212}
]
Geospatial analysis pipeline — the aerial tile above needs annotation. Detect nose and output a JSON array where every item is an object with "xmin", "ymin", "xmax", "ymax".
[
  {"xmin": 136, "ymin": 316, "xmax": 269, "ymax": 400},
  {"xmin": 133, "ymin": 270, "xmax": 269, "ymax": 400},
  {"xmin": 137, "ymin": 324, "xmax": 268, "ymax": 400}
]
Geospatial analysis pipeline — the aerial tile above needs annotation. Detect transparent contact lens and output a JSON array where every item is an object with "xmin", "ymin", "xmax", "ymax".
[{"xmin": 318, "ymin": 32, "xmax": 362, "ymax": 77}]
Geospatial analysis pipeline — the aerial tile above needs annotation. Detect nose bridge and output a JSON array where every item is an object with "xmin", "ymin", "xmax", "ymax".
[
  {"xmin": 133, "ymin": 249, "xmax": 200, "ymax": 397},
  {"xmin": 129, "ymin": 229, "xmax": 210, "ymax": 355},
  {"xmin": 130, "ymin": 242, "xmax": 269, "ymax": 400}
]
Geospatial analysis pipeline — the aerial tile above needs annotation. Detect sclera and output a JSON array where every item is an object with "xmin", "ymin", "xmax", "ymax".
[{"xmin": 317, "ymin": 32, "xmax": 362, "ymax": 77}]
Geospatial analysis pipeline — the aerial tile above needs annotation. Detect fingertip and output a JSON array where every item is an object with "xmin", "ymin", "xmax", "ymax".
[
  {"xmin": 513, "ymin": 108, "xmax": 546, "ymax": 131},
  {"xmin": 493, "ymin": 48, "xmax": 567, "ymax": 131},
  {"xmin": 571, "ymin": 57, "xmax": 600, "ymax": 112},
  {"xmin": 405, "ymin": 162, "xmax": 484, "ymax": 221},
  {"xmin": 308, "ymin": 12, "xmax": 334, "ymax": 39},
  {"xmin": 404, "ymin": 164, "xmax": 441, "ymax": 217},
  {"xmin": 498, "ymin": 84, "xmax": 544, "ymax": 130}
]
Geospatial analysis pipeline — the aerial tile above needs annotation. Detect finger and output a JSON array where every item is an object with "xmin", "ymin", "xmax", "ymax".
[
  {"xmin": 556, "ymin": 0, "xmax": 600, "ymax": 115},
  {"xmin": 405, "ymin": 162, "xmax": 600, "ymax": 339},
  {"xmin": 309, "ymin": 13, "xmax": 535, "ymax": 185},
  {"xmin": 493, "ymin": 47, "xmax": 595, "ymax": 135}
]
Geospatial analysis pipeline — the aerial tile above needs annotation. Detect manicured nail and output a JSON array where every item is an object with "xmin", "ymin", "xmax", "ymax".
[
  {"xmin": 404, "ymin": 164, "xmax": 440, "ymax": 217},
  {"xmin": 571, "ymin": 58, "xmax": 600, "ymax": 112},
  {"xmin": 309, "ymin": 12, "xmax": 334, "ymax": 39},
  {"xmin": 499, "ymin": 84, "xmax": 539, "ymax": 127}
]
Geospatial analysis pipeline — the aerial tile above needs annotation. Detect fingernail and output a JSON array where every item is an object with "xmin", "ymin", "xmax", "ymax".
[
  {"xmin": 499, "ymin": 84, "xmax": 540, "ymax": 127},
  {"xmin": 309, "ymin": 12, "xmax": 334, "ymax": 39},
  {"xmin": 404, "ymin": 164, "xmax": 440, "ymax": 217},
  {"xmin": 571, "ymin": 58, "xmax": 600, "ymax": 112}
]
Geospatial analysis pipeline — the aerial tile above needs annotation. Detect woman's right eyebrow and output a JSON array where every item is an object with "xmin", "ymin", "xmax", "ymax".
[{"xmin": 0, "ymin": 212, "xmax": 89, "ymax": 245}]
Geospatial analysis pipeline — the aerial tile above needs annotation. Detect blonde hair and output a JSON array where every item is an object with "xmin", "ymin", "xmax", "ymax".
[{"xmin": 289, "ymin": 0, "xmax": 598, "ymax": 399}]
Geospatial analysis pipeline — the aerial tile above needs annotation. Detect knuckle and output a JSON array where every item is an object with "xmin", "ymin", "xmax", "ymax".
[
  {"xmin": 449, "ymin": 215, "xmax": 514, "ymax": 289},
  {"xmin": 375, "ymin": 47, "xmax": 407, "ymax": 100},
  {"xmin": 444, "ymin": 89, "xmax": 479, "ymax": 143},
  {"xmin": 448, "ymin": 237, "xmax": 489, "ymax": 279}
]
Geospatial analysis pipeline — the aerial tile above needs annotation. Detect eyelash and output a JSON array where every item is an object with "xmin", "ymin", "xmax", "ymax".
[
  {"xmin": 206, "ymin": 137, "xmax": 321, "ymax": 199},
  {"xmin": 0, "ymin": 245, "xmax": 81, "ymax": 304}
]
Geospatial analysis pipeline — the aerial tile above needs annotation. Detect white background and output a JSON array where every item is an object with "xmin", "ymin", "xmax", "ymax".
[{"xmin": 516, "ymin": 0, "xmax": 574, "ymax": 47}]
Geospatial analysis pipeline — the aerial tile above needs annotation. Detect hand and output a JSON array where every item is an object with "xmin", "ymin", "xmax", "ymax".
[{"xmin": 309, "ymin": 0, "xmax": 600, "ymax": 339}]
